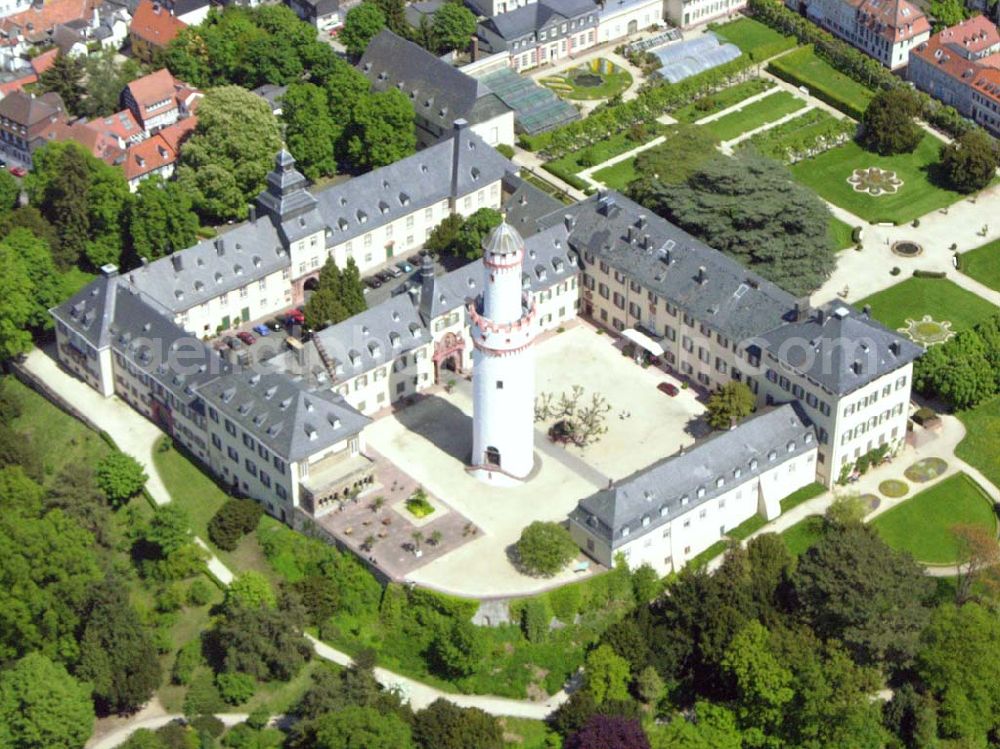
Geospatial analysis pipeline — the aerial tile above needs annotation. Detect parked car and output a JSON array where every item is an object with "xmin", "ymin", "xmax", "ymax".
[
  {"xmin": 657, "ymin": 382, "xmax": 679, "ymax": 397},
  {"xmin": 252, "ymin": 323, "xmax": 271, "ymax": 337},
  {"xmin": 395, "ymin": 260, "xmax": 414, "ymax": 274},
  {"xmin": 236, "ymin": 331, "xmax": 256, "ymax": 345},
  {"xmin": 266, "ymin": 318, "xmax": 282, "ymax": 330},
  {"xmin": 376, "ymin": 270, "xmax": 394, "ymax": 283},
  {"xmin": 286, "ymin": 309, "xmax": 305, "ymax": 325},
  {"xmin": 385, "ymin": 265, "xmax": 403, "ymax": 278},
  {"xmin": 9, "ymin": 166, "xmax": 26, "ymax": 177},
  {"xmin": 407, "ymin": 253, "xmax": 422, "ymax": 265},
  {"xmin": 224, "ymin": 336, "xmax": 242, "ymax": 350},
  {"xmin": 364, "ymin": 276, "xmax": 383, "ymax": 289}
]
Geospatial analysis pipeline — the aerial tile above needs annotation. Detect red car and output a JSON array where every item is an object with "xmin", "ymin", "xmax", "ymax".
[
  {"xmin": 8, "ymin": 166, "xmax": 26, "ymax": 177},
  {"xmin": 286, "ymin": 309, "xmax": 305, "ymax": 325},
  {"xmin": 657, "ymin": 382, "xmax": 679, "ymax": 397},
  {"xmin": 236, "ymin": 331, "xmax": 256, "ymax": 346}
]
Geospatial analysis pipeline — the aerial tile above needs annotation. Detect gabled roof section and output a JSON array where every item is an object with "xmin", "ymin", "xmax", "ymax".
[
  {"xmin": 200, "ymin": 370, "xmax": 370, "ymax": 461},
  {"xmin": 125, "ymin": 68, "xmax": 180, "ymax": 111},
  {"xmin": 539, "ymin": 190, "xmax": 797, "ymax": 342},
  {"xmin": 130, "ymin": 0, "xmax": 186, "ymax": 47},
  {"xmin": 359, "ymin": 30, "xmax": 512, "ymax": 135},
  {"xmin": 758, "ymin": 301, "xmax": 923, "ymax": 396},
  {"xmin": 571, "ymin": 404, "xmax": 817, "ymax": 547},
  {"xmin": 123, "ymin": 133, "xmax": 176, "ymax": 180},
  {"xmin": 50, "ymin": 265, "xmax": 121, "ymax": 350},
  {"xmin": 0, "ymin": 90, "xmax": 66, "ymax": 127}
]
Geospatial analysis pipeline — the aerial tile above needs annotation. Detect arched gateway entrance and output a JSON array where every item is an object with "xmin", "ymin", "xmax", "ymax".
[{"xmin": 433, "ymin": 332, "xmax": 465, "ymax": 383}]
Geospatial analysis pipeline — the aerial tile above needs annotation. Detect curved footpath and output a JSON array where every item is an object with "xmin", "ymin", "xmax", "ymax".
[{"xmin": 18, "ymin": 351, "xmax": 567, "ymax": 748}]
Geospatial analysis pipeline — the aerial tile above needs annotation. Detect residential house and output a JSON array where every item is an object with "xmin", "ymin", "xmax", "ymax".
[
  {"xmin": 909, "ymin": 15, "xmax": 1000, "ymax": 136},
  {"xmin": 360, "ymin": 30, "xmax": 515, "ymax": 147},
  {"xmin": 129, "ymin": 0, "xmax": 187, "ymax": 62},
  {"xmin": 476, "ymin": 0, "xmax": 600, "ymax": 72},
  {"xmin": 0, "ymin": 90, "xmax": 67, "ymax": 167},
  {"xmin": 0, "ymin": 0, "xmax": 103, "ymax": 44},
  {"xmin": 121, "ymin": 68, "xmax": 200, "ymax": 134},
  {"xmin": 788, "ymin": 0, "xmax": 929, "ymax": 69},
  {"xmin": 88, "ymin": 108, "xmax": 145, "ymax": 146},
  {"xmin": 123, "ymin": 132, "xmax": 176, "ymax": 189},
  {"xmin": 286, "ymin": 0, "xmax": 344, "ymax": 29}
]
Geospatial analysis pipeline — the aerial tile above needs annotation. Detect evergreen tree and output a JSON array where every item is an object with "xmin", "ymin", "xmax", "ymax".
[
  {"xmin": 77, "ymin": 577, "xmax": 162, "ymax": 714},
  {"xmin": 38, "ymin": 53, "xmax": 84, "ymax": 116},
  {"xmin": 705, "ymin": 381, "xmax": 755, "ymax": 430}
]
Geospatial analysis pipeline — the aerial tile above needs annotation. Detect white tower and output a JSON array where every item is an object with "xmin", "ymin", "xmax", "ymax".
[{"xmin": 468, "ymin": 220, "xmax": 537, "ymax": 485}]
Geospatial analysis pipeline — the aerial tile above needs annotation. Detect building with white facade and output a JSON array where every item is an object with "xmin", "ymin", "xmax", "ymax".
[
  {"xmin": 788, "ymin": 0, "xmax": 929, "ymax": 69},
  {"xmin": 598, "ymin": 0, "xmax": 662, "ymax": 42},
  {"xmin": 476, "ymin": 0, "xmax": 599, "ymax": 72},
  {"xmin": 469, "ymin": 221, "xmax": 538, "ymax": 484},
  {"xmin": 570, "ymin": 403, "xmax": 818, "ymax": 573},
  {"xmin": 665, "ymin": 0, "xmax": 745, "ymax": 29}
]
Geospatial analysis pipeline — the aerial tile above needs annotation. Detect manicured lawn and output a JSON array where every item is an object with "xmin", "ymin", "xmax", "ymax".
[
  {"xmin": 727, "ymin": 513, "xmax": 767, "ymax": 540},
  {"xmin": 855, "ymin": 276, "xmax": 998, "ymax": 333},
  {"xmin": 959, "ymin": 237, "xmax": 1000, "ymax": 292},
  {"xmin": 544, "ymin": 127, "xmax": 662, "ymax": 179},
  {"xmin": 710, "ymin": 17, "xmax": 797, "ymax": 61},
  {"xmin": 957, "ymin": 396, "xmax": 1000, "ymax": 492},
  {"xmin": 828, "ymin": 216, "xmax": 855, "ymax": 250},
  {"xmin": 154, "ymin": 443, "xmax": 277, "ymax": 581},
  {"xmin": 593, "ymin": 157, "xmax": 638, "ymax": 191},
  {"xmin": 781, "ymin": 515, "xmax": 825, "ymax": 556},
  {"xmin": 700, "ymin": 91, "xmax": 807, "ymax": 142},
  {"xmin": 672, "ymin": 78, "xmax": 773, "ymax": 123},
  {"xmin": 780, "ymin": 482, "xmax": 826, "ymax": 513},
  {"xmin": 687, "ymin": 540, "xmax": 729, "ymax": 569},
  {"xmin": 4, "ymin": 376, "xmax": 113, "ymax": 487},
  {"xmin": 790, "ymin": 134, "xmax": 962, "ymax": 224},
  {"xmin": 871, "ymin": 473, "xmax": 997, "ymax": 564},
  {"xmin": 769, "ymin": 45, "xmax": 875, "ymax": 118},
  {"xmin": 501, "ymin": 718, "xmax": 561, "ymax": 748},
  {"xmin": 540, "ymin": 59, "xmax": 633, "ymax": 100}
]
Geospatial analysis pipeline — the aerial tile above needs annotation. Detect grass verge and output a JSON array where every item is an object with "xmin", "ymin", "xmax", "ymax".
[{"xmin": 855, "ymin": 276, "xmax": 998, "ymax": 333}]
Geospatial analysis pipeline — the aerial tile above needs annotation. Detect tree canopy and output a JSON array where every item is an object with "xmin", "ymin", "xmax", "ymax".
[
  {"xmin": 632, "ymin": 151, "xmax": 835, "ymax": 295},
  {"xmin": 430, "ymin": 3, "xmax": 477, "ymax": 54},
  {"xmin": 345, "ymin": 88, "xmax": 417, "ymax": 171},
  {"xmin": 0, "ymin": 652, "xmax": 95, "ymax": 749},
  {"xmin": 340, "ymin": 3, "xmax": 387, "ymax": 58},
  {"xmin": 126, "ymin": 177, "xmax": 201, "ymax": 262},
  {"xmin": 177, "ymin": 86, "xmax": 282, "ymax": 222},
  {"xmin": 515, "ymin": 521, "xmax": 578, "ymax": 577},
  {"xmin": 860, "ymin": 89, "xmax": 923, "ymax": 156},
  {"xmin": 282, "ymin": 82, "xmax": 339, "ymax": 181},
  {"xmin": 706, "ymin": 381, "xmax": 756, "ymax": 430},
  {"xmin": 939, "ymin": 128, "xmax": 1000, "ymax": 194},
  {"xmin": 303, "ymin": 257, "xmax": 366, "ymax": 331}
]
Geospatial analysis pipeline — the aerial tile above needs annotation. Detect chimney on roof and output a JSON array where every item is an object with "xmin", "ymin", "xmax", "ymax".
[
  {"xmin": 697, "ymin": 266, "xmax": 707, "ymax": 285},
  {"xmin": 248, "ymin": 204, "xmax": 257, "ymax": 223},
  {"xmin": 563, "ymin": 214, "xmax": 574, "ymax": 231},
  {"xmin": 100, "ymin": 263, "xmax": 118, "ymax": 278},
  {"xmin": 794, "ymin": 299, "xmax": 810, "ymax": 322},
  {"xmin": 816, "ymin": 307, "xmax": 826, "ymax": 325},
  {"xmin": 171, "ymin": 254, "xmax": 183, "ymax": 272},
  {"xmin": 450, "ymin": 119, "xmax": 469, "ymax": 200},
  {"xmin": 140, "ymin": 256, "xmax": 149, "ymax": 267},
  {"xmin": 216, "ymin": 238, "xmax": 225, "ymax": 256}
]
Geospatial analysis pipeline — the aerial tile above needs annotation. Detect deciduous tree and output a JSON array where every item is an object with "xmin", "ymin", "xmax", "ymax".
[
  {"xmin": 566, "ymin": 715, "xmax": 650, "ymax": 749},
  {"xmin": 0, "ymin": 652, "xmax": 95, "ymax": 749},
  {"xmin": 313, "ymin": 705, "xmax": 413, "ymax": 749},
  {"xmin": 95, "ymin": 451, "xmax": 148, "ymax": 508},
  {"xmin": 413, "ymin": 698, "xmax": 504, "ymax": 749},
  {"xmin": 345, "ymin": 89, "xmax": 416, "ymax": 171},
  {"xmin": 225, "ymin": 571, "xmax": 277, "ymax": 611},
  {"xmin": 860, "ymin": 88, "xmax": 923, "ymax": 156},
  {"xmin": 340, "ymin": 3, "xmax": 386, "ymax": 58},
  {"xmin": 515, "ymin": 521, "xmax": 578, "ymax": 577},
  {"xmin": 127, "ymin": 177, "xmax": 201, "ymax": 261},
  {"xmin": 585, "ymin": 644, "xmax": 632, "ymax": 705},
  {"xmin": 940, "ymin": 128, "xmax": 1000, "ymax": 193},
  {"xmin": 430, "ymin": 3, "xmax": 477, "ymax": 53},
  {"xmin": 282, "ymin": 82, "xmax": 339, "ymax": 180}
]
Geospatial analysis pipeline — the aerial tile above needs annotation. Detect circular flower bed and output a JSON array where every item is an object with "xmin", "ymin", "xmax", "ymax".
[
  {"xmin": 847, "ymin": 167, "xmax": 904, "ymax": 196},
  {"xmin": 898, "ymin": 315, "xmax": 955, "ymax": 346},
  {"xmin": 879, "ymin": 479, "xmax": 909, "ymax": 498},
  {"xmin": 861, "ymin": 493, "xmax": 881, "ymax": 511},
  {"xmin": 904, "ymin": 457, "xmax": 948, "ymax": 483}
]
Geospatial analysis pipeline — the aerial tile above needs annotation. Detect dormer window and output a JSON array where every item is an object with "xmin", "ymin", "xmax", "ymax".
[{"xmin": 621, "ymin": 526, "xmax": 630, "ymax": 538}]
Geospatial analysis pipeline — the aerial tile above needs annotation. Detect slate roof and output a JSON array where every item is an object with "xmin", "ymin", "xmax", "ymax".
[
  {"xmin": 757, "ymin": 301, "xmax": 923, "ymax": 396},
  {"xmin": 199, "ymin": 370, "xmax": 370, "ymax": 462},
  {"xmin": 251, "ymin": 83, "xmax": 287, "ymax": 113},
  {"xmin": 256, "ymin": 149, "xmax": 323, "ymax": 246},
  {"xmin": 313, "ymin": 123, "xmax": 514, "ymax": 249},
  {"xmin": 360, "ymin": 30, "xmax": 512, "ymax": 138},
  {"xmin": 539, "ymin": 191, "xmax": 797, "ymax": 342},
  {"xmin": 50, "ymin": 265, "xmax": 122, "ymax": 350},
  {"xmin": 481, "ymin": 0, "xmax": 597, "ymax": 41},
  {"xmin": 571, "ymin": 403, "xmax": 817, "ymax": 547},
  {"xmin": 501, "ymin": 173, "xmax": 564, "ymax": 236},
  {"xmin": 122, "ymin": 218, "xmax": 291, "ymax": 314}
]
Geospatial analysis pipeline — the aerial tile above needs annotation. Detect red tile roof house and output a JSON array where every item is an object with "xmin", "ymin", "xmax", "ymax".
[
  {"xmin": 121, "ymin": 67, "xmax": 201, "ymax": 135},
  {"xmin": 0, "ymin": 0, "xmax": 103, "ymax": 45},
  {"xmin": 0, "ymin": 90, "xmax": 68, "ymax": 168},
  {"xmin": 122, "ymin": 132, "xmax": 175, "ymax": 189},
  {"xmin": 128, "ymin": 0, "xmax": 186, "ymax": 63},
  {"xmin": 909, "ymin": 15, "xmax": 1000, "ymax": 136}
]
